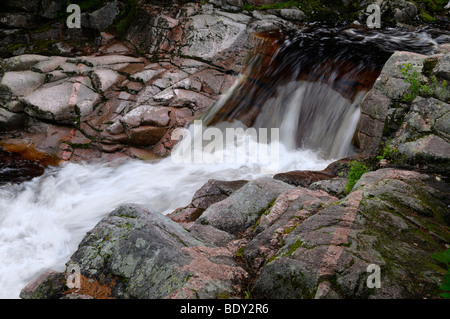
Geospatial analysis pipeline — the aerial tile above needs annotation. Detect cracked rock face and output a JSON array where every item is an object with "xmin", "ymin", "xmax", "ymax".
[
  {"xmin": 62, "ymin": 203, "xmax": 248, "ymax": 299},
  {"xmin": 0, "ymin": 54, "xmax": 144, "ymax": 124},
  {"xmin": 196, "ymin": 177, "xmax": 295, "ymax": 235},
  {"xmin": 1, "ymin": 2, "xmax": 297, "ymax": 163},
  {"xmin": 357, "ymin": 49, "xmax": 450, "ymax": 174},
  {"xmin": 251, "ymin": 169, "xmax": 450, "ymax": 299}
]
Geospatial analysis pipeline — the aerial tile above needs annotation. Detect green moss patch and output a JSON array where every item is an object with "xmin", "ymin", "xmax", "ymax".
[
  {"xmin": 110, "ymin": 0, "xmax": 140, "ymax": 38},
  {"xmin": 242, "ymin": 0, "xmax": 360, "ymax": 22}
]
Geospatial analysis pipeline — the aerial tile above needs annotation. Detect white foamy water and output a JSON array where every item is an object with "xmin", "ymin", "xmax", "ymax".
[{"xmin": 0, "ymin": 139, "xmax": 332, "ymax": 299}]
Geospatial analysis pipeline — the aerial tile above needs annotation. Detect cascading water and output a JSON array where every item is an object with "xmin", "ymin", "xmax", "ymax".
[
  {"xmin": 252, "ymin": 81, "xmax": 365, "ymax": 159},
  {"xmin": 200, "ymin": 24, "xmax": 440, "ymax": 159},
  {"xmin": 0, "ymin": 24, "xmax": 442, "ymax": 298}
]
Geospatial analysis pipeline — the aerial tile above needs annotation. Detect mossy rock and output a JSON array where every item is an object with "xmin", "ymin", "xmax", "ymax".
[{"xmin": 252, "ymin": 169, "xmax": 450, "ymax": 299}]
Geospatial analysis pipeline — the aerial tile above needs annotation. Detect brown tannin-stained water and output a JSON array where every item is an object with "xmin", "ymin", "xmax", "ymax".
[{"xmin": 0, "ymin": 148, "xmax": 45, "ymax": 185}]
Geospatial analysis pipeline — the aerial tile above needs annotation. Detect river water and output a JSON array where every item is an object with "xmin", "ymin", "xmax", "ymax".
[{"xmin": 0, "ymin": 24, "xmax": 444, "ymax": 298}]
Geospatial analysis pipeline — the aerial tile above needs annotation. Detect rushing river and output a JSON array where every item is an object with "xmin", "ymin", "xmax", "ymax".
[{"xmin": 0, "ymin": 24, "xmax": 445, "ymax": 298}]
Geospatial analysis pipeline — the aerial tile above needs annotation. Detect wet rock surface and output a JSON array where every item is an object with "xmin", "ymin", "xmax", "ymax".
[
  {"xmin": 0, "ymin": 2, "xmax": 306, "ymax": 164},
  {"xmin": 273, "ymin": 170, "xmax": 337, "ymax": 188}
]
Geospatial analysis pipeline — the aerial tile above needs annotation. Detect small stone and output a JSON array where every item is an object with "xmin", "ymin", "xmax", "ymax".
[
  {"xmin": 19, "ymin": 270, "xmax": 65, "ymax": 299},
  {"xmin": 125, "ymin": 126, "xmax": 167, "ymax": 146},
  {"xmin": 273, "ymin": 170, "xmax": 336, "ymax": 187}
]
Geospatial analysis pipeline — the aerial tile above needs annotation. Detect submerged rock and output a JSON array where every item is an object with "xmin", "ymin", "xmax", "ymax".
[{"xmin": 0, "ymin": 146, "xmax": 45, "ymax": 184}]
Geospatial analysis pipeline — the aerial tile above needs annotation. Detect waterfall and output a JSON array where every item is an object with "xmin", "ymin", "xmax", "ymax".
[
  {"xmin": 199, "ymin": 24, "xmax": 440, "ymax": 160},
  {"xmin": 252, "ymin": 81, "xmax": 365, "ymax": 159}
]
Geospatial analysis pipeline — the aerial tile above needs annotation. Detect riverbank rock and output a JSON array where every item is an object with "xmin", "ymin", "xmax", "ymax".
[
  {"xmin": 308, "ymin": 177, "xmax": 348, "ymax": 199},
  {"xmin": 62, "ymin": 203, "xmax": 248, "ymax": 299},
  {"xmin": 21, "ymin": 166, "xmax": 450, "ymax": 299},
  {"xmin": 357, "ymin": 47, "xmax": 450, "ymax": 175},
  {"xmin": 0, "ymin": 2, "xmax": 303, "ymax": 164},
  {"xmin": 196, "ymin": 177, "xmax": 294, "ymax": 235},
  {"xmin": 19, "ymin": 270, "xmax": 66, "ymax": 299},
  {"xmin": 252, "ymin": 168, "xmax": 449, "ymax": 299},
  {"xmin": 0, "ymin": 1, "xmax": 448, "ymax": 60},
  {"xmin": 273, "ymin": 170, "xmax": 337, "ymax": 187},
  {"xmin": 0, "ymin": 107, "xmax": 25, "ymax": 131},
  {"xmin": 167, "ymin": 179, "xmax": 248, "ymax": 224}
]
